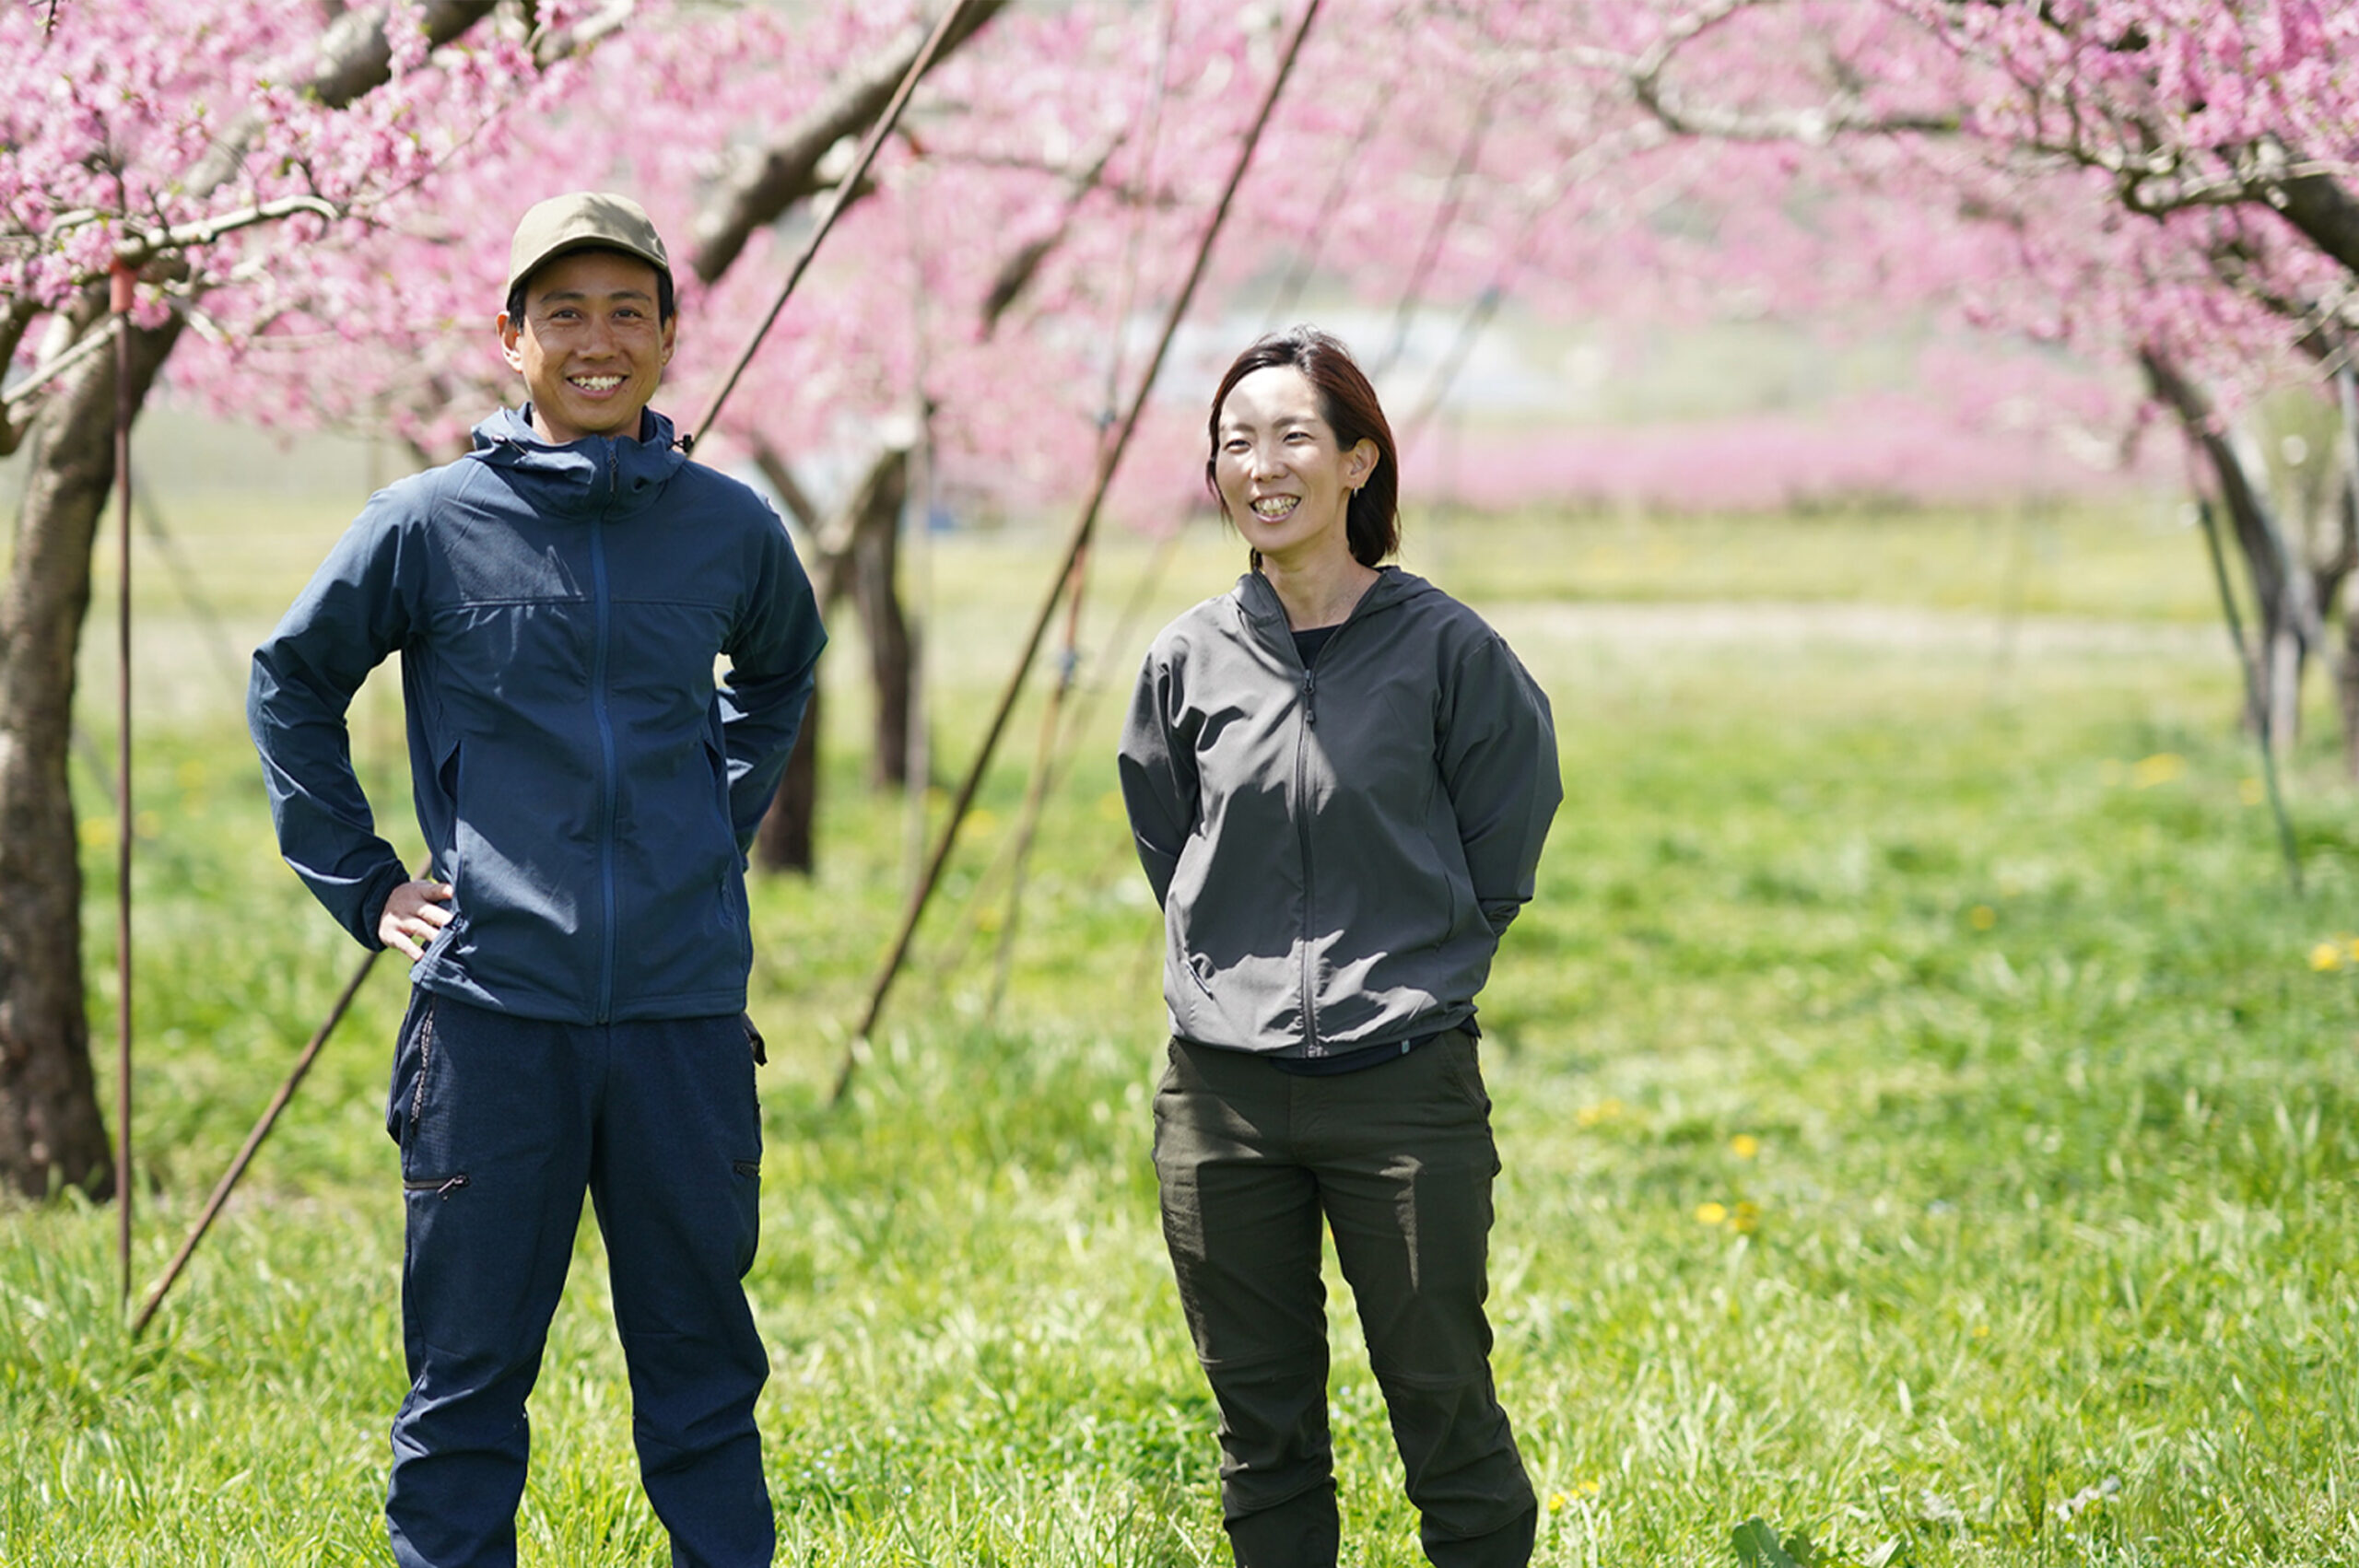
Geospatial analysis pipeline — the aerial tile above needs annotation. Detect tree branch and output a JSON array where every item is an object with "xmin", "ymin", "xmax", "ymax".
[
  {"xmin": 2273, "ymin": 167, "xmax": 2359, "ymax": 280},
  {"xmin": 529, "ymin": 0, "xmax": 635, "ymax": 66},
  {"xmin": 686, "ymin": 0, "xmax": 1010, "ymax": 286},
  {"xmin": 0, "ymin": 318, "xmax": 122, "ymax": 415},
  {"xmin": 109, "ymin": 196, "xmax": 340, "ymax": 271},
  {"xmin": 1615, "ymin": 0, "xmax": 1960, "ymax": 143},
  {"xmin": 182, "ymin": 0, "xmax": 502, "ymax": 197},
  {"xmin": 979, "ymin": 132, "xmax": 1123, "ymax": 333}
]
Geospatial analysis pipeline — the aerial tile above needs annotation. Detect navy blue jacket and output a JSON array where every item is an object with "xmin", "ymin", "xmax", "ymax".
[{"xmin": 250, "ymin": 405, "xmax": 826, "ymax": 1024}]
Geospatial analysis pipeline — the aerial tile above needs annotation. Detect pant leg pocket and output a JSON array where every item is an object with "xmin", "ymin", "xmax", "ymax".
[
  {"xmin": 1435, "ymin": 1028, "xmax": 1493, "ymax": 1116},
  {"xmin": 394, "ymin": 995, "xmax": 469, "ymax": 1188}
]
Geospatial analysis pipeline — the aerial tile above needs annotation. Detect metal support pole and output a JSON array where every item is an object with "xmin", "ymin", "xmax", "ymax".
[
  {"xmin": 132, "ymin": 949, "xmax": 383, "ymax": 1337},
  {"xmin": 111, "ymin": 260, "xmax": 135, "ymax": 1303}
]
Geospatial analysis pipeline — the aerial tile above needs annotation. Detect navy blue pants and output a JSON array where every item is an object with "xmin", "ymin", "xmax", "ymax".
[{"xmin": 385, "ymin": 990, "xmax": 773, "ymax": 1568}]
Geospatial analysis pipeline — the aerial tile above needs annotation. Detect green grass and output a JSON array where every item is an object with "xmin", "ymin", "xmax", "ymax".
[{"xmin": 6, "ymin": 486, "xmax": 2359, "ymax": 1565}]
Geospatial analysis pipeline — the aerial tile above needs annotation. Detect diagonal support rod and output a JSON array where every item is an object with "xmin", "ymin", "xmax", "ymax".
[{"xmin": 830, "ymin": 0, "xmax": 1329, "ymax": 1105}]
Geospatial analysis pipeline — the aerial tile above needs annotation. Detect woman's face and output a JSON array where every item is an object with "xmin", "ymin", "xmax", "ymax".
[{"xmin": 1212, "ymin": 365, "xmax": 1375, "ymax": 571}]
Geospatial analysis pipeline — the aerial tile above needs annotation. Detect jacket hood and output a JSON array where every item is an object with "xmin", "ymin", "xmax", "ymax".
[{"xmin": 1234, "ymin": 564, "xmax": 1437, "ymax": 637}]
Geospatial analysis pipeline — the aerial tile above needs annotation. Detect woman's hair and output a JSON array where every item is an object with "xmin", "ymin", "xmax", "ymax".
[{"xmin": 1205, "ymin": 326, "xmax": 1400, "ymax": 568}]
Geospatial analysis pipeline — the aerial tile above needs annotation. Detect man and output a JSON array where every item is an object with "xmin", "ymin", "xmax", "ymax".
[{"xmin": 250, "ymin": 192, "xmax": 825, "ymax": 1568}]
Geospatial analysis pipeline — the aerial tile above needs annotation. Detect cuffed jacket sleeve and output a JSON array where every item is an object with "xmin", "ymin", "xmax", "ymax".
[
  {"xmin": 1117, "ymin": 640, "xmax": 1198, "ymax": 909},
  {"xmin": 247, "ymin": 488, "xmax": 422, "ymax": 949},
  {"xmin": 1438, "ymin": 630, "xmax": 1562, "ymax": 937}
]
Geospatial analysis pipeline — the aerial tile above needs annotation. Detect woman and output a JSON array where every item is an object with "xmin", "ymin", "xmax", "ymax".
[{"xmin": 1118, "ymin": 327, "xmax": 1561, "ymax": 1567}]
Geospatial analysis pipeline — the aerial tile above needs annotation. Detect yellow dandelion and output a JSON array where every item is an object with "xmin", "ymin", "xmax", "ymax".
[
  {"xmin": 2130, "ymin": 752, "xmax": 2186, "ymax": 789},
  {"xmin": 2310, "ymin": 942, "xmax": 2345, "ymax": 973},
  {"xmin": 1096, "ymin": 790, "xmax": 1127, "ymax": 821},
  {"xmin": 1695, "ymin": 1200, "xmax": 1730, "ymax": 1226},
  {"xmin": 1575, "ymin": 1098, "xmax": 1624, "ymax": 1129},
  {"xmin": 1729, "ymin": 1133, "xmax": 1760, "ymax": 1160},
  {"xmin": 78, "ymin": 815, "xmax": 117, "ymax": 849},
  {"xmin": 2239, "ymin": 777, "xmax": 2265, "ymax": 806},
  {"xmin": 1547, "ymin": 1492, "xmax": 1567, "ymax": 1515},
  {"xmin": 176, "ymin": 758, "xmax": 207, "ymax": 790},
  {"xmin": 1970, "ymin": 1324, "xmax": 1991, "ymax": 1340},
  {"xmin": 1577, "ymin": 1478, "xmax": 1602, "ymax": 1497},
  {"xmin": 1968, "ymin": 904, "xmax": 1997, "ymax": 930}
]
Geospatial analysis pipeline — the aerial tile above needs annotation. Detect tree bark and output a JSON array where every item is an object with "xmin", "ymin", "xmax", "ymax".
[{"xmin": 0, "ymin": 302, "xmax": 183, "ymax": 1199}]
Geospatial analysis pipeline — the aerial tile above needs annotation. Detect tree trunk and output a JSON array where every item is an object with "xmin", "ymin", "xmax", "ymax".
[
  {"xmin": 2328, "ymin": 370, "xmax": 2359, "ymax": 779},
  {"xmin": 0, "ymin": 0, "xmax": 498, "ymax": 1202},
  {"xmin": 2142, "ymin": 346, "xmax": 2318, "ymax": 747},
  {"xmin": 0, "ymin": 303, "xmax": 183, "ymax": 1199},
  {"xmin": 752, "ymin": 441, "xmax": 918, "ymax": 872},
  {"xmin": 2341, "ymin": 596, "xmax": 2359, "ymax": 779},
  {"xmin": 850, "ymin": 450, "xmax": 914, "ymax": 789},
  {"xmin": 756, "ymin": 685, "xmax": 822, "ymax": 873}
]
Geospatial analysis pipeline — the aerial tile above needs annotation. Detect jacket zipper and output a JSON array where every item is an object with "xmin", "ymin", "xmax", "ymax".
[
  {"xmin": 590, "ymin": 439, "xmax": 621, "ymax": 1024},
  {"xmin": 1277, "ymin": 579, "xmax": 1391, "ymax": 1058},
  {"xmin": 1294, "ymin": 626, "xmax": 1333, "ymax": 1054}
]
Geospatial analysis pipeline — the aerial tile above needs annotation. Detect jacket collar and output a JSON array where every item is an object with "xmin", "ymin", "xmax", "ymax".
[{"xmin": 466, "ymin": 404, "xmax": 686, "ymax": 517}]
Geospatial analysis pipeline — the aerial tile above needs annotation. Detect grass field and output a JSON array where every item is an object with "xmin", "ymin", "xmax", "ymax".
[{"xmin": 4, "ymin": 464, "xmax": 2357, "ymax": 1565}]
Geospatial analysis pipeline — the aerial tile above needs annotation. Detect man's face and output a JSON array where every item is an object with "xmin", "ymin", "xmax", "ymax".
[{"xmin": 498, "ymin": 250, "xmax": 675, "ymax": 445}]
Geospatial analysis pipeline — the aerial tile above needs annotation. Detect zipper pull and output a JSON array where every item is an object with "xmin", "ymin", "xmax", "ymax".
[
  {"xmin": 1302, "ymin": 671, "xmax": 1317, "ymax": 726},
  {"xmin": 436, "ymin": 1174, "xmax": 470, "ymax": 1199}
]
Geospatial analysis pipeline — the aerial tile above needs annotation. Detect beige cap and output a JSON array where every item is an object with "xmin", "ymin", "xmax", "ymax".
[{"xmin": 505, "ymin": 191, "xmax": 672, "ymax": 298}]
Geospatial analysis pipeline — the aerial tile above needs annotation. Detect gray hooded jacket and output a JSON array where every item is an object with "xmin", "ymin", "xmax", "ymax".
[{"xmin": 1118, "ymin": 567, "xmax": 1560, "ymax": 1058}]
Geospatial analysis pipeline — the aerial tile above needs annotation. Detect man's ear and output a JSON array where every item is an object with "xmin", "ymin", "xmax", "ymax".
[{"xmin": 497, "ymin": 311, "xmax": 525, "ymax": 373}]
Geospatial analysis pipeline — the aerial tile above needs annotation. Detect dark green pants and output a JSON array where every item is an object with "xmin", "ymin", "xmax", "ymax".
[{"xmin": 1153, "ymin": 1032, "xmax": 1536, "ymax": 1568}]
